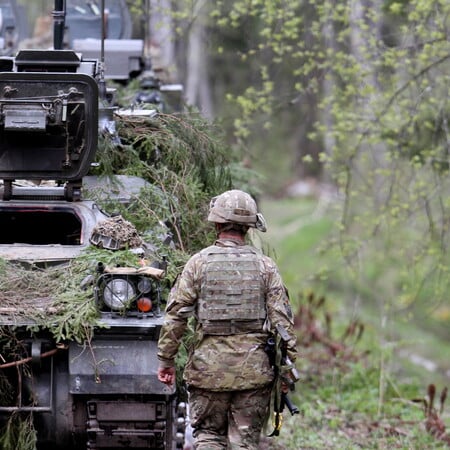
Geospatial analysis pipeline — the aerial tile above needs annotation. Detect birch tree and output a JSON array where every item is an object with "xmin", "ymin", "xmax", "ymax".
[{"xmin": 184, "ymin": 0, "xmax": 214, "ymax": 117}]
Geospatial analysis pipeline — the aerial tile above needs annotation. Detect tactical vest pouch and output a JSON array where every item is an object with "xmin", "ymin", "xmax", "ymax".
[{"xmin": 198, "ymin": 246, "xmax": 266, "ymax": 335}]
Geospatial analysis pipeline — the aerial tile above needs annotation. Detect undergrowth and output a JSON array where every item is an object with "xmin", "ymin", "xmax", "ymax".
[
  {"xmin": 273, "ymin": 293, "xmax": 450, "ymax": 449},
  {"xmin": 261, "ymin": 197, "xmax": 450, "ymax": 449}
]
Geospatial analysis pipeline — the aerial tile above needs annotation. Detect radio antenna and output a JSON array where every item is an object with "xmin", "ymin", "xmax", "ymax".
[
  {"xmin": 52, "ymin": 0, "xmax": 66, "ymax": 50},
  {"xmin": 99, "ymin": 0, "xmax": 107, "ymax": 100}
]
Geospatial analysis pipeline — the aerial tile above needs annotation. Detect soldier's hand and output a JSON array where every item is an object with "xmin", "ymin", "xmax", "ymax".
[{"xmin": 158, "ymin": 366, "xmax": 176, "ymax": 386}]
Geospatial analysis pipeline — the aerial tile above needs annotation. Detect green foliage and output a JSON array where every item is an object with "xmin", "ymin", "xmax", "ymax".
[
  {"xmin": 0, "ymin": 413, "xmax": 37, "ymax": 450},
  {"xmin": 92, "ymin": 111, "xmax": 243, "ymax": 253},
  {"xmin": 97, "ymin": 111, "xmax": 233, "ymax": 190}
]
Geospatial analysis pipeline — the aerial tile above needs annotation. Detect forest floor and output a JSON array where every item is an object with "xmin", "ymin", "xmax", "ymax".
[{"xmin": 261, "ymin": 295, "xmax": 450, "ymax": 449}]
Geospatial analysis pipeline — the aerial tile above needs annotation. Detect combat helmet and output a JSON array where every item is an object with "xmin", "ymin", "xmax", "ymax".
[{"xmin": 207, "ymin": 189, "xmax": 267, "ymax": 232}]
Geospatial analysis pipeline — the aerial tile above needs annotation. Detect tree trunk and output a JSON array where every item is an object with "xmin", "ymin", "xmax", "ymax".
[
  {"xmin": 148, "ymin": 0, "xmax": 177, "ymax": 82},
  {"xmin": 349, "ymin": 0, "xmax": 387, "ymax": 203},
  {"xmin": 185, "ymin": 1, "xmax": 214, "ymax": 117},
  {"xmin": 321, "ymin": 13, "xmax": 336, "ymax": 185}
]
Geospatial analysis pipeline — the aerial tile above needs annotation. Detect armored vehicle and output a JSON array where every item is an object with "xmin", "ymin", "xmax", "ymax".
[
  {"xmin": 66, "ymin": 0, "xmax": 184, "ymax": 110},
  {"xmin": 0, "ymin": 8, "xmax": 186, "ymax": 450},
  {"xmin": 66, "ymin": 0, "xmax": 143, "ymax": 81}
]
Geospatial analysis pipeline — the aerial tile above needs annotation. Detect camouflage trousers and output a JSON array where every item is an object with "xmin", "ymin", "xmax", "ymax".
[{"xmin": 188, "ymin": 384, "xmax": 272, "ymax": 450}]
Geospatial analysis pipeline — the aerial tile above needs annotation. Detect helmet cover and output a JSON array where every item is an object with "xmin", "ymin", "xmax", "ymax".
[{"xmin": 208, "ymin": 190, "xmax": 267, "ymax": 231}]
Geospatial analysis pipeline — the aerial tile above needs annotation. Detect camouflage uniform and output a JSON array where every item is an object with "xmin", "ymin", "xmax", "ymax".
[{"xmin": 157, "ymin": 238, "xmax": 297, "ymax": 450}]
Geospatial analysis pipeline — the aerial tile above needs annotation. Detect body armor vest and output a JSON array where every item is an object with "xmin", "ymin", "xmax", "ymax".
[{"xmin": 197, "ymin": 245, "xmax": 266, "ymax": 335}]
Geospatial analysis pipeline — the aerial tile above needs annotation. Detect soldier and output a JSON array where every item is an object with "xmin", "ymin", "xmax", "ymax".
[{"xmin": 157, "ymin": 189, "xmax": 298, "ymax": 449}]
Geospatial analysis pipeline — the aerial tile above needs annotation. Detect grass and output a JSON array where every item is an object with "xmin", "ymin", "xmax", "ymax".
[{"xmin": 258, "ymin": 195, "xmax": 450, "ymax": 449}]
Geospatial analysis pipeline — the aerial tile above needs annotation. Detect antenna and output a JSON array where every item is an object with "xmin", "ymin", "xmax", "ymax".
[
  {"xmin": 53, "ymin": 0, "xmax": 66, "ymax": 50},
  {"xmin": 98, "ymin": 0, "xmax": 107, "ymax": 100}
]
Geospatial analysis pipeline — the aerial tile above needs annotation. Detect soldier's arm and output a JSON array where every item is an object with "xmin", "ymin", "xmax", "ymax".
[
  {"xmin": 157, "ymin": 255, "xmax": 201, "ymax": 366},
  {"xmin": 263, "ymin": 257, "xmax": 298, "ymax": 362}
]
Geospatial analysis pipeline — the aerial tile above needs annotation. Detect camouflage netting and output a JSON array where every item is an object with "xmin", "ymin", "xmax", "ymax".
[
  {"xmin": 90, "ymin": 215, "xmax": 144, "ymax": 250},
  {"xmin": 0, "ymin": 248, "xmax": 143, "ymax": 341}
]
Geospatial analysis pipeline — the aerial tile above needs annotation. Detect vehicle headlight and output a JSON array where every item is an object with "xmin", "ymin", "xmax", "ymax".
[
  {"xmin": 103, "ymin": 278, "xmax": 136, "ymax": 310},
  {"xmin": 137, "ymin": 277, "xmax": 152, "ymax": 294}
]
